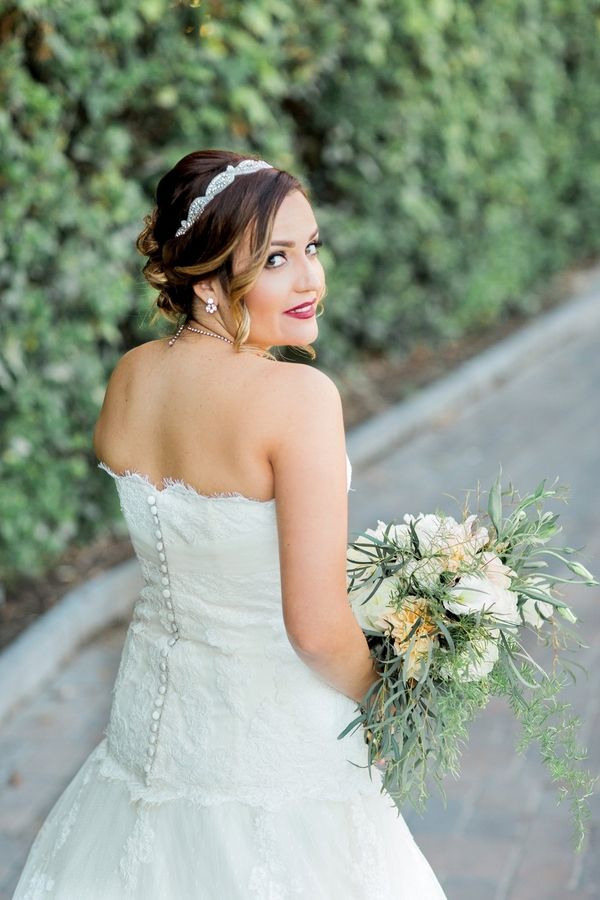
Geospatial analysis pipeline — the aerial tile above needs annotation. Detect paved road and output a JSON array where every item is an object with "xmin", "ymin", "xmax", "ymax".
[
  {"xmin": 349, "ymin": 324, "xmax": 600, "ymax": 900},
  {"xmin": 1, "ymin": 324, "xmax": 599, "ymax": 898}
]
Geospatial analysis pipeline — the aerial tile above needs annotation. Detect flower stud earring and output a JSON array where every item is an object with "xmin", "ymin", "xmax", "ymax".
[{"xmin": 204, "ymin": 296, "xmax": 217, "ymax": 314}]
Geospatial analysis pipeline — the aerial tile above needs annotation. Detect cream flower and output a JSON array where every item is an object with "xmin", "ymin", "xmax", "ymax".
[
  {"xmin": 350, "ymin": 520, "xmax": 411, "ymax": 583},
  {"xmin": 374, "ymin": 596, "xmax": 437, "ymax": 681},
  {"xmin": 403, "ymin": 513, "xmax": 489, "ymax": 575},
  {"xmin": 480, "ymin": 551, "xmax": 516, "ymax": 590},
  {"xmin": 349, "ymin": 576, "xmax": 399, "ymax": 631},
  {"xmin": 445, "ymin": 573, "xmax": 520, "ymax": 625}
]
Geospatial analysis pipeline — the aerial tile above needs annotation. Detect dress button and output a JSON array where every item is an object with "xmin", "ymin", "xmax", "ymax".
[
  {"xmin": 147, "ymin": 745, "xmax": 156, "ymax": 757},
  {"xmin": 160, "ymin": 648, "xmax": 168, "ymax": 658},
  {"xmin": 159, "ymin": 661, "xmax": 167, "ymax": 671},
  {"xmin": 159, "ymin": 552, "xmax": 166, "ymax": 562},
  {"xmin": 158, "ymin": 685, "xmax": 167, "ymax": 695},
  {"xmin": 166, "ymin": 600, "xmax": 173, "ymax": 610},
  {"xmin": 152, "ymin": 710, "xmax": 161, "ymax": 721},
  {"xmin": 161, "ymin": 576, "xmax": 169, "ymax": 586},
  {"xmin": 149, "ymin": 733, "xmax": 157, "ymax": 743},
  {"xmin": 155, "ymin": 529, "xmax": 162, "ymax": 540},
  {"xmin": 154, "ymin": 696, "xmax": 164, "ymax": 707},
  {"xmin": 160, "ymin": 564, "xmax": 168, "ymax": 574},
  {"xmin": 147, "ymin": 496, "xmax": 156, "ymax": 506},
  {"xmin": 168, "ymin": 613, "xmax": 175, "ymax": 623},
  {"xmin": 168, "ymin": 637, "xmax": 177, "ymax": 646},
  {"xmin": 150, "ymin": 505, "xmax": 158, "ymax": 516},
  {"xmin": 163, "ymin": 589, "xmax": 171, "ymax": 600},
  {"xmin": 156, "ymin": 542, "xmax": 164, "ymax": 552},
  {"xmin": 159, "ymin": 673, "xmax": 167, "ymax": 684},
  {"xmin": 143, "ymin": 762, "xmax": 151, "ymax": 773},
  {"xmin": 170, "ymin": 623, "xmax": 178, "ymax": 633},
  {"xmin": 150, "ymin": 722, "xmax": 159, "ymax": 732}
]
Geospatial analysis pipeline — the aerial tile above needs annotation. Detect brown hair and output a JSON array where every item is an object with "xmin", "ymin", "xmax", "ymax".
[{"xmin": 137, "ymin": 149, "xmax": 322, "ymax": 360}]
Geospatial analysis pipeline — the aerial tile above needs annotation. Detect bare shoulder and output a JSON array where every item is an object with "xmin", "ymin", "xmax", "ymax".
[
  {"xmin": 261, "ymin": 360, "xmax": 342, "ymax": 413},
  {"xmin": 93, "ymin": 342, "xmax": 163, "ymax": 447},
  {"xmin": 101, "ymin": 341, "xmax": 153, "ymax": 389},
  {"xmin": 257, "ymin": 360, "xmax": 343, "ymax": 446}
]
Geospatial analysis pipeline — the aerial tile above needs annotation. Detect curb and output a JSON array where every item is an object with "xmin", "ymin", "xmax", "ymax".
[
  {"xmin": 2, "ymin": 269, "xmax": 599, "ymax": 725},
  {"xmin": 0, "ymin": 560, "xmax": 142, "ymax": 725},
  {"xmin": 346, "ymin": 275, "xmax": 600, "ymax": 469}
]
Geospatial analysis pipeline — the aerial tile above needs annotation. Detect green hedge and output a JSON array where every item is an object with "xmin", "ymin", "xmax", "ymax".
[{"xmin": 1, "ymin": 0, "xmax": 599, "ymax": 586}]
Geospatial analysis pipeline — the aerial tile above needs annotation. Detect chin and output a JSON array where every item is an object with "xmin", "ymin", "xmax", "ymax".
[{"xmin": 284, "ymin": 322, "xmax": 319, "ymax": 346}]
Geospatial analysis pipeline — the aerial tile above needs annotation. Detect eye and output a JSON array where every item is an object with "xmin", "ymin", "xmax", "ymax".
[
  {"xmin": 265, "ymin": 252, "xmax": 286, "ymax": 269},
  {"xmin": 265, "ymin": 239, "xmax": 323, "ymax": 269}
]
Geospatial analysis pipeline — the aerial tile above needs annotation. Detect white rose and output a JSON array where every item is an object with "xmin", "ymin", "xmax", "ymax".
[
  {"xmin": 459, "ymin": 514, "xmax": 490, "ymax": 555},
  {"xmin": 350, "ymin": 521, "xmax": 410, "ymax": 583},
  {"xmin": 350, "ymin": 577, "xmax": 398, "ymax": 631},
  {"xmin": 402, "ymin": 513, "xmax": 444, "ymax": 549},
  {"xmin": 402, "ymin": 555, "xmax": 447, "ymax": 589},
  {"xmin": 403, "ymin": 513, "xmax": 489, "ymax": 570},
  {"xmin": 364, "ymin": 520, "xmax": 388, "ymax": 541},
  {"xmin": 457, "ymin": 630, "xmax": 500, "ymax": 681},
  {"xmin": 480, "ymin": 551, "xmax": 516, "ymax": 590},
  {"xmin": 445, "ymin": 573, "xmax": 520, "ymax": 625}
]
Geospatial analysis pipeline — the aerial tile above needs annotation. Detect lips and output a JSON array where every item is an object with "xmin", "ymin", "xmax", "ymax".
[{"xmin": 284, "ymin": 299, "xmax": 317, "ymax": 316}]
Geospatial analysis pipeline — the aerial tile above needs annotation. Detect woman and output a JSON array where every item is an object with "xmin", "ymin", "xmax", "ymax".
[{"xmin": 14, "ymin": 150, "xmax": 446, "ymax": 898}]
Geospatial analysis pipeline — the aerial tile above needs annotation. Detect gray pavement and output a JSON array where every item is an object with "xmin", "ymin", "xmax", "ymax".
[
  {"xmin": 350, "ymin": 323, "xmax": 600, "ymax": 899},
  {"xmin": 2, "ymin": 320, "xmax": 599, "ymax": 898}
]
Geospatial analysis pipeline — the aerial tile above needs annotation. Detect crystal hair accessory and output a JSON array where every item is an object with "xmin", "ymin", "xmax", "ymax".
[{"xmin": 175, "ymin": 159, "xmax": 274, "ymax": 237}]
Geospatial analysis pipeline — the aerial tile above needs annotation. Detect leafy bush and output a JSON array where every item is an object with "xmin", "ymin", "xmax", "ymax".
[{"xmin": 1, "ymin": 0, "xmax": 599, "ymax": 585}]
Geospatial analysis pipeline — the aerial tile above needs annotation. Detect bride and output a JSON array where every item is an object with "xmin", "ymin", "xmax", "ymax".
[{"xmin": 13, "ymin": 150, "xmax": 447, "ymax": 898}]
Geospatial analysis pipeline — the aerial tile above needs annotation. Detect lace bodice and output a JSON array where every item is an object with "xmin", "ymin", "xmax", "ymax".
[
  {"xmin": 97, "ymin": 455, "xmax": 383, "ymax": 811},
  {"xmin": 13, "ymin": 457, "xmax": 449, "ymax": 900}
]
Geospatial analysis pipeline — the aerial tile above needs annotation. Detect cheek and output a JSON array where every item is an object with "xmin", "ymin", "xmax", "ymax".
[{"xmin": 244, "ymin": 273, "xmax": 285, "ymax": 314}]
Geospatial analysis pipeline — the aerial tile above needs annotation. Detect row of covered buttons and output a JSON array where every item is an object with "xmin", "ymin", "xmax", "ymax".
[{"xmin": 143, "ymin": 492, "xmax": 180, "ymax": 780}]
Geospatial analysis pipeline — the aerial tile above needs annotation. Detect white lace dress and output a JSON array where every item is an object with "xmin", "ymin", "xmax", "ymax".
[{"xmin": 13, "ymin": 455, "xmax": 447, "ymax": 899}]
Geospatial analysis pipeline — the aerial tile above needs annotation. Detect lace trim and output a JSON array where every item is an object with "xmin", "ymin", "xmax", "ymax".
[
  {"xmin": 248, "ymin": 808, "xmax": 304, "ymax": 899},
  {"xmin": 120, "ymin": 802, "xmax": 155, "ymax": 896},
  {"xmin": 96, "ymin": 739, "xmax": 383, "ymax": 811},
  {"xmin": 350, "ymin": 797, "xmax": 390, "ymax": 899},
  {"xmin": 17, "ymin": 746, "xmax": 104, "ymax": 900},
  {"xmin": 98, "ymin": 461, "xmax": 276, "ymax": 505}
]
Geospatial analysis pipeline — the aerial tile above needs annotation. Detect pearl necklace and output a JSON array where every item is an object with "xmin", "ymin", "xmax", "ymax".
[{"xmin": 168, "ymin": 323, "xmax": 234, "ymax": 347}]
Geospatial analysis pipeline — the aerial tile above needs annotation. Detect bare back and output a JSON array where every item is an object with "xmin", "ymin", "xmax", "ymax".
[
  {"xmin": 94, "ymin": 331, "xmax": 367, "ymax": 696},
  {"xmin": 93, "ymin": 337, "xmax": 282, "ymax": 501}
]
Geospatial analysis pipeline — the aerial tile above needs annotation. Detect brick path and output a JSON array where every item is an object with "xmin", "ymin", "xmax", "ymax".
[{"xmin": 2, "ymin": 323, "xmax": 599, "ymax": 898}]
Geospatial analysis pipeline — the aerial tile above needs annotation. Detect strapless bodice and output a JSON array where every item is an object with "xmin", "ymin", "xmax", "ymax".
[{"xmin": 96, "ymin": 456, "xmax": 382, "ymax": 811}]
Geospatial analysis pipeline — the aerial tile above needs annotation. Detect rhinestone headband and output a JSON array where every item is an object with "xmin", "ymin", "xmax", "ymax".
[{"xmin": 175, "ymin": 158, "xmax": 274, "ymax": 237}]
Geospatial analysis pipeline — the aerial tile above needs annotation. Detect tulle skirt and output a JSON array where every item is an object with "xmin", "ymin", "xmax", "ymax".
[{"xmin": 13, "ymin": 742, "xmax": 447, "ymax": 899}]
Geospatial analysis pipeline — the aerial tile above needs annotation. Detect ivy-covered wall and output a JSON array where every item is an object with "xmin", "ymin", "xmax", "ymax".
[{"xmin": 1, "ymin": 0, "xmax": 599, "ymax": 585}]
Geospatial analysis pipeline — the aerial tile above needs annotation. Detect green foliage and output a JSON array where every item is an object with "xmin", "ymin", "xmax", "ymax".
[{"xmin": 1, "ymin": 0, "xmax": 600, "ymax": 583}]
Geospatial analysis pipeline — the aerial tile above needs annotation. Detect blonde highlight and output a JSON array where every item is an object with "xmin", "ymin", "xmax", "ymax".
[{"xmin": 138, "ymin": 150, "xmax": 318, "ymax": 361}]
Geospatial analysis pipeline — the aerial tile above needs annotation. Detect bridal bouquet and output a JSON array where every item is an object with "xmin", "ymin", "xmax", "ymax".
[{"xmin": 340, "ymin": 474, "xmax": 598, "ymax": 849}]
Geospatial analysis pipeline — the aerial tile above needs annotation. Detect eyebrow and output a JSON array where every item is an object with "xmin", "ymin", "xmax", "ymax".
[{"xmin": 270, "ymin": 228, "xmax": 319, "ymax": 247}]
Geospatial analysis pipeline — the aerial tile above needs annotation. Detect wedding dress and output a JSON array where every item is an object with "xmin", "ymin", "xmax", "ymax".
[{"xmin": 13, "ymin": 454, "xmax": 446, "ymax": 899}]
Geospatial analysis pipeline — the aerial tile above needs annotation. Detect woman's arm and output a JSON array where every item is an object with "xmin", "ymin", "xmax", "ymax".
[{"xmin": 266, "ymin": 363, "xmax": 379, "ymax": 705}]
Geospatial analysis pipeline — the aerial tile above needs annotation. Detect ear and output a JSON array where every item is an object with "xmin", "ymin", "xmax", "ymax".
[{"xmin": 192, "ymin": 281, "xmax": 215, "ymax": 301}]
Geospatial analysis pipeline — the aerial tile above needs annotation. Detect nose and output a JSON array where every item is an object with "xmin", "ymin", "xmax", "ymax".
[{"xmin": 295, "ymin": 254, "xmax": 323, "ymax": 295}]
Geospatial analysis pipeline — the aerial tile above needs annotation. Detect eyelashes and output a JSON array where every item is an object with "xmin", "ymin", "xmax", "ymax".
[{"xmin": 266, "ymin": 240, "xmax": 323, "ymax": 268}]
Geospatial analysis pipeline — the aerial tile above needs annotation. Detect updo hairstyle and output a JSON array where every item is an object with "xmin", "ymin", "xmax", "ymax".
[{"xmin": 137, "ymin": 149, "xmax": 318, "ymax": 359}]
